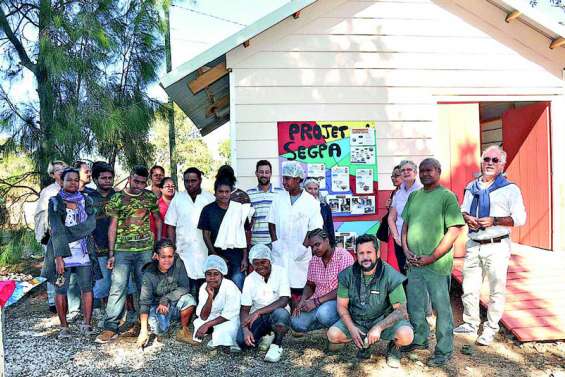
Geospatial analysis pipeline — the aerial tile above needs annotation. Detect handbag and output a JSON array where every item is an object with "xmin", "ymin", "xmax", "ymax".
[{"xmin": 376, "ymin": 212, "xmax": 390, "ymax": 242}]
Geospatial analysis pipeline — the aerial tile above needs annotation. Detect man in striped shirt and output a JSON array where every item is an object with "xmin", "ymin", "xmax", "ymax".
[{"xmin": 247, "ymin": 160, "xmax": 283, "ymax": 246}]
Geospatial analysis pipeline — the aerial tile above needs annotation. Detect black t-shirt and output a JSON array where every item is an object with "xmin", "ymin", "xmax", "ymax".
[{"xmin": 197, "ymin": 201, "xmax": 227, "ymax": 246}]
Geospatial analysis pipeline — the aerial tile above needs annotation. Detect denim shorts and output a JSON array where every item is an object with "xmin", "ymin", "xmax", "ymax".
[{"xmin": 55, "ymin": 265, "xmax": 93, "ymax": 295}]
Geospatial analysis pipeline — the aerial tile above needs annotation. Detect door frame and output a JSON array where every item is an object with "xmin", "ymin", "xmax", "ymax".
[{"xmin": 433, "ymin": 95, "xmax": 561, "ymax": 251}]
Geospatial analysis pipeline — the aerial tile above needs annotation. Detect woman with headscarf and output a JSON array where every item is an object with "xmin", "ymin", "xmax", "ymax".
[
  {"xmin": 42, "ymin": 168, "xmax": 101, "ymax": 338},
  {"xmin": 303, "ymin": 178, "xmax": 336, "ymax": 247},
  {"xmin": 193, "ymin": 255, "xmax": 241, "ymax": 350}
]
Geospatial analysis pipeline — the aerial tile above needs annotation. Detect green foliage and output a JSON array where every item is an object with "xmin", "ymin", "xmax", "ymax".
[
  {"xmin": 0, "ymin": 228, "xmax": 42, "ymax": 266},
  {"xmin": 218, "ymin": 139, "xmax": 231, "ymax": 164}
]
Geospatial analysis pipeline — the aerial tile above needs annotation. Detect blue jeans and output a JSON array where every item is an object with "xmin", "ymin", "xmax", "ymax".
[
  {"xmin": 93, "ymin": 256, "xmax": 136, "ymax": 300},
  {"xmin": 104, "ymin": 251, "xmax": 152, "ymax": 332},
  {"xmin": 290, "ymin": 300, "xmax": 339, "ymax": 332},
  {"xmin": 148, "ymin": 294, "xmax": 196, "ymax": 335},
  {"xmin": 236, "ymin": 308, "xmax": 290, "ymax": 349},
  {"xmin": 219, "ymin": 249, "xmax": 245, "ymax": 290}
]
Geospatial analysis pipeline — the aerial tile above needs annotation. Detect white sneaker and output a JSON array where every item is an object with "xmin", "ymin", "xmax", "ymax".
[
  {"xmin": 453, "ymin": 323, "xmax": 478, "ymax": 336},
  {"xmin": 230, "ymin": 345, "xmax": 242, "ymax": 353},
  {"xmin": 264, "ymin": 344, "xmax": 283, "ymax": 363},
  {"xmin": 258, "ymin": 332, "xmax": 275, "ymax": 352},
  {"xmin": 476, "ymin": 328, "xmax": 496, "ymax": 346}
]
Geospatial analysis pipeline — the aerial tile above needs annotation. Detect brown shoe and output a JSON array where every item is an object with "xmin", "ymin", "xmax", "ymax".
[
  {"xmin": 95, "ymin": 330, "xmax": 118, "ymax": 344},
  {"xmin": 176, "ymin": 327, "xmax": 200, "ymax": 345},
  {"xmin": 122, "ymin": 322, "xmax": 141, "ymax": 338}
]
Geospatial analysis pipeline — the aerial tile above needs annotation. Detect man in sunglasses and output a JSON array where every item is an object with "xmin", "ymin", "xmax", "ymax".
[{"xmin": 454, "ymin": 145, "xmax": 526, "ymax": 346}]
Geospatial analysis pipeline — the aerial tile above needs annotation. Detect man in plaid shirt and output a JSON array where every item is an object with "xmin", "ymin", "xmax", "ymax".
[{"xmin": 290, "ymin": 228, "xmax": 353, "ymax": 334}]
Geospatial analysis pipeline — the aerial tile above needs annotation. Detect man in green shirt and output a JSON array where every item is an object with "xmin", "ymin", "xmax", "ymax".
[
  {"xmin": 327, "ymin": 234, "xmax": 414, "ymax": 368},
  {"xmin": 96, "ymin": 165, "xmax": 163, "ymax": 344},
  {"xmin": 401, "ymin": 158, "xmax": 465, "ymax": 367}
]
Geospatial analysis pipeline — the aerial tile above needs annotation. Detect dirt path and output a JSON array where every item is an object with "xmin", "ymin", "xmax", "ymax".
[{"xmin": 4, "ymin": 285, "xmax": 565, "ymax": 377}]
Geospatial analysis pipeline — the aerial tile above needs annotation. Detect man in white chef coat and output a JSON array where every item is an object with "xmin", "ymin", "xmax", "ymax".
[
  {"xmin": 268, "ymin": 161, "xmax": 324, "ymax": 308},
  {"xmin": 165, "ymin": 167, "xmax": 215, "ymax": 298}
]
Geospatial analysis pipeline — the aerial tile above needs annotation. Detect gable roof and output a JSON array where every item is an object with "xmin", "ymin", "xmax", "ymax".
[
  {"xmin": 161, "ymin": 0, "xmax": 565, "ymax": 135},
  {"xmin": 160, "ymin": 0, "xmax": 316, "ymax": 135}
]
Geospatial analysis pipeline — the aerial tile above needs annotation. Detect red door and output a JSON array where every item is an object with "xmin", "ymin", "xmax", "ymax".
[{"xmin": 502, "ymin": 102, "xmax": 552, "ymax": 250}]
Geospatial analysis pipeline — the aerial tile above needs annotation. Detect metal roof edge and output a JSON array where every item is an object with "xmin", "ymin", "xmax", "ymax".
[{"xmin": 160, "ymin": 0, "xmax": 317, "ymax": 89}]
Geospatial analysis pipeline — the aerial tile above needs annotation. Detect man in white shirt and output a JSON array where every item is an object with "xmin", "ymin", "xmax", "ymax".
[
  {"xmin": 267, "ymin": 161, "xmax": 323, "ymax": 306},
  {"xmin": 454, "ymin": 146, "xmax": 526, "ymax": 346},
  {"xmin": 236, "ymin": 244, "xmax": 291, "ymax": 363},
  {"xmin": 165, "ymin": 167, "xmax": 215, "ymax": 296}
]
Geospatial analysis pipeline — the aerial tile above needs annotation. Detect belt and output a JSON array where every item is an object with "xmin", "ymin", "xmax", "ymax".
[{"xmin": 473, "ymin": 235, "xmax": 509, "ymax": 245}]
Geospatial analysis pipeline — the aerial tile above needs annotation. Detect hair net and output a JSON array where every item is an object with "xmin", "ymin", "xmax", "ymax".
[
  {"xmin": 281, "ymin": 161, "xmax": 305, "ymax": 179},
  {"xmin": 249, "ymin": 244, "xmax": 272, "ymax": 262},
  {"xmin": 203, "ymin": 255, "xmax": 228, "ymax": 275},
  {"xmin": 303, "ymin": 177, "xmax": 320, "ymax": 188}
]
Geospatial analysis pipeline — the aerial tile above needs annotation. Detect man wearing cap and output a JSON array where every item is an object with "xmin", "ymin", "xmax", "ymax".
[
  {"xmin": 192, "ymin": 255, "xmax": 241, "ymax": 350},
  {"xmin": 454, "ymin": 145, "xmax": 526, "ymax": 346},
  {"xmin": 267, "ymin": 161, "xmax": 323, "ymax": 306},
  {"xmin": 237, "ymin": 244, "xmax": 291, "ymax": 363}
]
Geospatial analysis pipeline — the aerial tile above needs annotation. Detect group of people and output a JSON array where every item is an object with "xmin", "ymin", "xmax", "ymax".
[{"xmin": 34, "ymin": 144, "xmax": 525, "ymax": 368}]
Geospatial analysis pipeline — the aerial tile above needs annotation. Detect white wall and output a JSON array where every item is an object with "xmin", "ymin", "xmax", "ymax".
[{"xmin": 226, "ymin": 0, "xmax": 565, "ymax": 192}]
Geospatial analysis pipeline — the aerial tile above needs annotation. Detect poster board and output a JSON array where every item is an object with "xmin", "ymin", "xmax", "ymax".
[{"xmin": 277, "ymin": 121, "xmax": 381, "ymax": 248}]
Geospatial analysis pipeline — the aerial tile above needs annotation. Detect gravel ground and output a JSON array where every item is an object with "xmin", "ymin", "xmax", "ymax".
[{"xmin": 4, "ymin": 285, "xmax": 565, "ymax": 377}]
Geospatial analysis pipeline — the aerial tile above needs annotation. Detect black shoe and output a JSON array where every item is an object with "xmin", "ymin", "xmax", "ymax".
[
  {"xmin": 400, "ymin": 342, "xmax": 428, "ymax": 353},
  {"xmin": 49, "ymin": 305, "xmax": 57, "ymax": 314},
  {"xmin": 356, "ymin": 347, "xmax": 372, "ymax": 360},
  {"xmin": 427, "ymin": 355, "xmax": 451, "ymax": 367},
  {"xmin": 386, "ymin": 341, "xmax": 401, "ymax": 368}
]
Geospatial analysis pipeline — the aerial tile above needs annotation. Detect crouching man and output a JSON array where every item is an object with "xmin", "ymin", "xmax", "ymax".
[
  {"xmin": 137, "ymin": 239, "xmax": 198, "ymax": 347},
  {"xmin": 327, "ymin": 234, "xmax": 414, "ymax": 368},
  {"xmin": 236, "ymin": 244, "xmax": 291, "ymax": 363}
]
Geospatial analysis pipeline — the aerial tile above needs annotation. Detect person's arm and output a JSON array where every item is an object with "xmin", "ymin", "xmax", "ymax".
[
  {"xmin": 137, "ymin": 273, "xmax": 154, "ymax": 346},
  {"xmin": 336, "ymin": 296, "xmax": 365, "ymax": 349},
  {"xmin": 152, "ymin": 211, "xmax": 163, "ymax": 242},
  {"xmin": 367, "ymin": 302, "xmax": 409, "ymax": 346},
  {"xmin": 202, "ymin": 230, "xmax": 216, "ymax": 255},
  {"xmin": 401, "ymin": 222, "xmax": 417, "ymax": 265},
  {"xmin": 137, "ymin": 313, "xmax": 150, "ymax": 348},
  {"xmin": 107, "ymin": 217, "xmax": 118, "ymax": 269},
  {"xmin": 414, "ymin": 225, "xmax": 463, "ymax": 266},
  {"xmin": 388, "ymin": 207, "xmax": 400, "ymax": 244},
  {"xmin": 293, "ymin": 281, "xmax": 316, "ymax": 316},
  {"xmin": 199, "ymin": 284, "xmax": 215, "ymax": 321},
  {"xmin": 167, "ymin": 225, "xmax": 176, "ymax": 244},
  {"xmin": 268, "ymin": 223, "xmax": 277, "ymax": 242},
  {"xmin": 239, "ymin": 305, "xmax": 256, "ymax": 347}
]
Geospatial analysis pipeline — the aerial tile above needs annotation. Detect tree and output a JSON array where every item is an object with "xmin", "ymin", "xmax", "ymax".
[
  {"xmin": 218, "ymin": 138, "xmax": 231, "ymax": 165},
  {"xmin": 150, "ymin": 104, "xmax": 214, "ymax": 179},
  {"xmin": 0, "ymin": 1, "xmax": 164, "ymax": 187}
]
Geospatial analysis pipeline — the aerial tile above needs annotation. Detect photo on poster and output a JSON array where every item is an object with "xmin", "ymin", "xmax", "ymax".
[
  {"xmin": 327, "ymin": 194, "xmax": 352, "ymax": 214},
  {"xmin": 307, "ymin": 163, "xmax": 326, "ymax": 189},
  {"xmin": 350, "ymin": 127, "xmax": 375, "ymax": 146},
  {"xmin": 331, "ymin": 166, "xmax": 350, "ymax": 192},
  {"xmin": 355, "ymin": 168, "xmax": 374, "ymax": 194},
  {"xmin": 350, "ymin": 146, "xmax": 376, "ymax": 164},
  {"xmin": 351, "ymin": 195, "xmax": 376, "ymax": 215},
  {"xmin": 335, "ymin": 232, "xmax": 357, "ymax": 252}
]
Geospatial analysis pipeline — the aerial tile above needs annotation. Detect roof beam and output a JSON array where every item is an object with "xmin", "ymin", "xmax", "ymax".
[
  {"xmin": 550, "ymin": 37, "xmax": 565, "ymax": 50},
  {"xmin": 188, "ymin": 62, "xmax": 228, "ymax": 94},
  {"xmin": 206, "ymin": 95, "xmax": 229, "ymax": 118},
  {"xmin": 505, "ymin": 9, "xmax": 521, "ymax": 23}
]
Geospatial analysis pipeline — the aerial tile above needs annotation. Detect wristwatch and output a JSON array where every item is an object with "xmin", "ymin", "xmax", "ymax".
[{"xmin": 493, "ymin": 217, "xmax": 499, "ymax": 226}]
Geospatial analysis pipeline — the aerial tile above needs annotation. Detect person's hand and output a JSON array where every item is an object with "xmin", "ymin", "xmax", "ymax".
[
  {"xmin": 156, "ymin": 304, "xmax": 169, "ymax": 315},
  {"xmin": 413, "ymin": 255, "xmax": 436, "ymax": 266},
  {"xmin": 243, "ymin": 327, "xmax": 256, "ymax": 347},
  {"xmin": 367, "ymin": 325, "xmax": 382, "ymax": 346},
  {"xmin": 292, "ymin": 300, "xmax": 305, "ymax": 317},
  {"xmin": 55, "ymin": 257, "xmax": 65, "ymax": 275},
  {"xmin": 240, "ymin": 258, "xmax": 248, "ymax": 273},
  {"xmin": 404, "ymin": 249, "xmax": 418, "ymax": 266},
  {"xmin": 478, "ymin": 217, "xmax": 495, "ymax": 228},
  {"xmin": 107, "ymin": 256, "xmax": 115, "ymax": 270},
  {"xmin": 242, "ymin": 311, "xmax": 260, "ymax": 328},
  {"xmin": 349, "ymin": 326, "xmax": 366, "ymax": 349},
  {"xmin": 301, "ymin": 300, "xmax": 317, "ymax": 313},
  {"xmin": 393, "ymin": 235, "xmax": 401, "ymax": 246},
  {"xmin": 464, "ymin": 214, "xmax": 481, "ymax": 230},
  {"xmin": 195, "ymin": 323, "xmax": 209, "ymax": 339},
  {"xmin": 137, "ymin": 329, "xmax": 149, "ymax": 348},
  {"xmin": 206, "ymin": 284, "xmax": 215, "ymax": 297}
]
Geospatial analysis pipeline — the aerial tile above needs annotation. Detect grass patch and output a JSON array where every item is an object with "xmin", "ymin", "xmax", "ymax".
[{"xmin": 0, "ymin": 228, "xmax": 42, "ymax": 266}]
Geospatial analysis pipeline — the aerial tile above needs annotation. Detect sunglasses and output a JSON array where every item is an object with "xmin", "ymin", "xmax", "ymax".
[{"xmin": 482, "ymin": 157, "xmax": 500, "ymax": 164}]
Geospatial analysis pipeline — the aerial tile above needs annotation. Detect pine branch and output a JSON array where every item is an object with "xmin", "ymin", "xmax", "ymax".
[{"xmin": 0, "ymin": 6, "xmax": 36, "ymax": 74}]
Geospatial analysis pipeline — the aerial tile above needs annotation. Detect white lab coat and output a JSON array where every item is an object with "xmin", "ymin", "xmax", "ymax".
[
  {"xmin": 214, "ymin": 201, "xmax": 254, "ymax": 250},
  {"xmin": 193, "ymin": 279, "xmax": 241, "ymax": 346},
  {"xmin": 34, "ymin": 182, "xmax": 60, "ymax": 243},
  {"xmin": 267, "ymin": 190, "xmax": 324, "ymax": 288},
  {"xmin": 164, "ymin": 191, "xmax": 215, "ymax": 279}
]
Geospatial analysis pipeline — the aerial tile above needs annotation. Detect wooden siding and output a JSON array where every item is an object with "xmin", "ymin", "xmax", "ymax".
[{"xmin": 226, "ymin": 0, "xmax": 564, "ymax": 190}]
